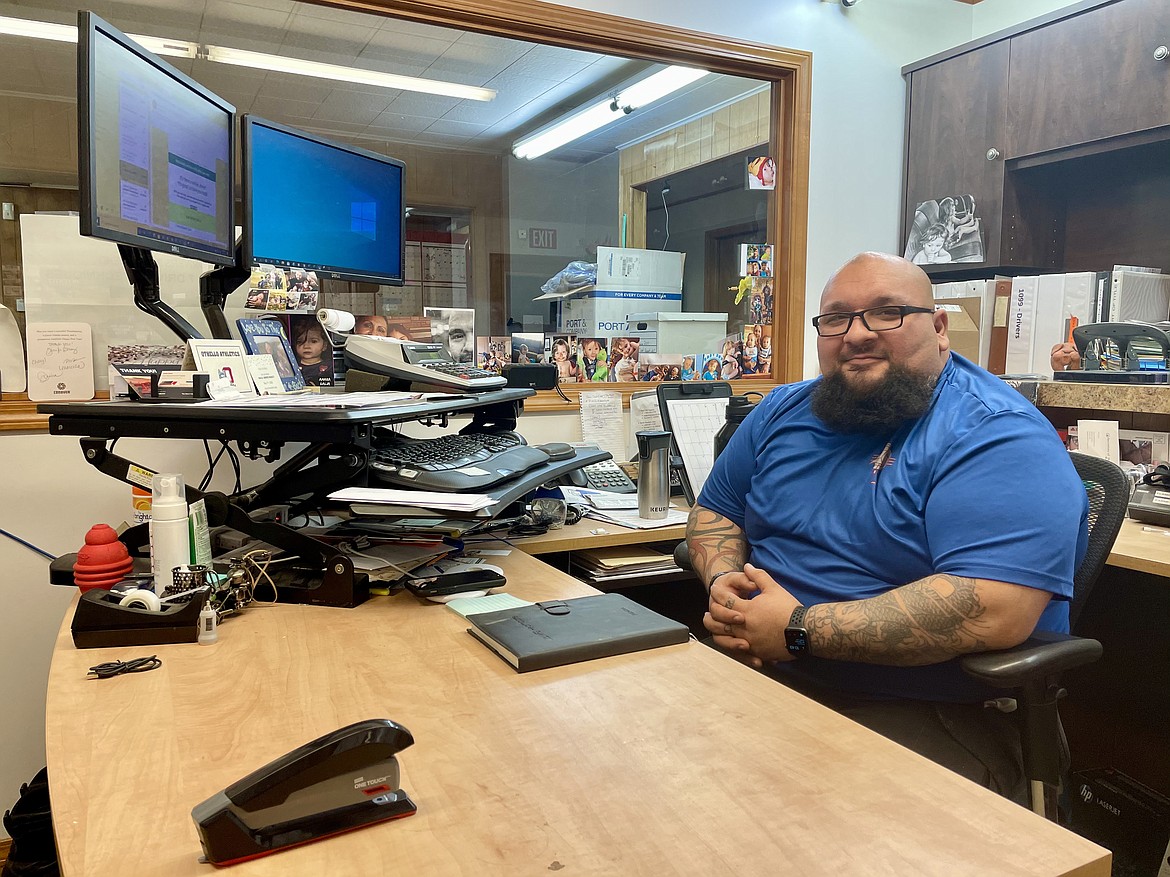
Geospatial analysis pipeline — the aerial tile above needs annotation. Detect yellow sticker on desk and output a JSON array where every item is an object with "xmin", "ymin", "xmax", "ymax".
[{"xmin": 126, "ymin": 465, "xmax": 156, "ymax": 489}]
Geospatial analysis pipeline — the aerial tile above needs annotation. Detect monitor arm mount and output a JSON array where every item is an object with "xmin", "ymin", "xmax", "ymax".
[
  {"xmin": 199, "ymin": 242, "xmax": 251, "ymax": 340},
  {"xmin": 118, "ymin": 244, "xmax": 204, "ymax": 342}
]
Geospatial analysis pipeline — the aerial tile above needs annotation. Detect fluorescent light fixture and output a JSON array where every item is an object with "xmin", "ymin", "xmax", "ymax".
[
  {"xmin": 0, "ymin": 14, "xmax": 74, "ymax": 42},
  {"xmin": 205, "ymin": 45, "xmax": 494, "ymax": 101},
  {"xmin": 512, "ymin": 65, "xmax": 708, "ymax": 160},
  {"xmin": 0, "ymin": 14, "xmax": 494, "ymax": 101}
]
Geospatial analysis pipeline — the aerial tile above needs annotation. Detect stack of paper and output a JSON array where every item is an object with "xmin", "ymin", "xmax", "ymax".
[
  {"xmin": 584, "ymin": 505, "xmax": 690, "ymax": 530},
  {"xmin": 572, "ymin": 545, "xmax": 683, "ymax": 584},
  {"xmin": 327, "ymin": 487, "xmax": 498, "ymax": 518}
]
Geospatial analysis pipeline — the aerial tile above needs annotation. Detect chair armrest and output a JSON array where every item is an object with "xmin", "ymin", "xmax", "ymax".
[
  {"xmin": 673, "ymin": 541, "xmax": 692, "ymax": 571},
  {"xmin": 960, "ymin": 631, "xmax": 1102, "ymax": 688}
]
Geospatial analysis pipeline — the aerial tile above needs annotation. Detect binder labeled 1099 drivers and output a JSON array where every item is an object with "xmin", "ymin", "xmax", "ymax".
[{"xmin": 466, "ymin": 593, "xmax": 689, "ymax": 672}]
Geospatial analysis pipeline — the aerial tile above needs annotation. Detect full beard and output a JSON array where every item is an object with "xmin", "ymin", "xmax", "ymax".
[{"xmin": 811, "ymin": 363, "xmax": 938, "ymax": 434}]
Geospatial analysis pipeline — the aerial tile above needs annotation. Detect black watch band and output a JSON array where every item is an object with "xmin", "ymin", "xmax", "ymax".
[{"xmin": 784, "ymin": 605, "xmax": 810, "ymax": 658}]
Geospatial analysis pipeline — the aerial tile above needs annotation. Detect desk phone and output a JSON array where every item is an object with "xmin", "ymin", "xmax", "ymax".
[
  {"xmin": 576, "ymin": 458, "xmax": 637, "ymax": 493},
  {"xmin": 344, "ymin": 336, "xmax": 505, "ymax": 392}
]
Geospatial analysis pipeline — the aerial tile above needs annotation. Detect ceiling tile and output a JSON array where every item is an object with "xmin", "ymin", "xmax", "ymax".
[
  {"xmin": 202, "ymin": 0, "xmax": 291, "ymax": 32},
  {"xmin": 290, "ymin": 2, "xmax": 383, "ymax": 29},
  {"xmin": 247, "ymin": 93, "xmax": 321, "ymax": 122},
  {"xmin": 423, "ymin": 40, "xmax": 527, "ymax": 83},
  {"xmin": 367, "ymin": 111, "xmax": 433, "ymax": 135},
  {"xmin": 384, "ymin": 91, "xmax": 459, "ymax": 119},
  {"xmin": 424, "ymin": 118, "xmax": 488, "ymax": 137},
  {"xmin": 189, "ymin": 61, "xmax": 265, "ymax": 103},
  {"xmin": 360, "ymin": 29, "xmax": 456, "ymax": 68},
  {"xmin": 256, "ymin": 73, "xmax": 333, "ymax": 104},
  {"xmin": 504, "ymin": 44, "xmax": 599, "ymax": 80},
  {"xmin": 310, "ymin": 88, "xmax": 394, "ymax": 125}
]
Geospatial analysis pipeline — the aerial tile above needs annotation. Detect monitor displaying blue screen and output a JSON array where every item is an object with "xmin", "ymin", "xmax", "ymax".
[
  {"xmin": 243, "ymin": 117, "xmax": 406, "ymax": 286},
  {"xmin": 78, "ymin": 12, "xmax": 235, "ymax": 266}
]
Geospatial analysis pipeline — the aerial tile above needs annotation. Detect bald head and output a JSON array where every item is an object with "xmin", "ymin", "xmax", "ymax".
[{"xmin": 822, "ymin": 252, "xmax": 934, "ymax": 311}]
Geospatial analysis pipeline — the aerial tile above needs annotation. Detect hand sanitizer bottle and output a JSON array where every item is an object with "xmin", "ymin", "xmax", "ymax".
[{"xmin": 150, "ymin": 473, "xmax": 190, "ymax": 595}]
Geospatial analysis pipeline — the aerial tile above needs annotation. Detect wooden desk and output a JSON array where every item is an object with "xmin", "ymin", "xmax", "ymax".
[
  {"xmin": 46, "ymin": 551, "xmax": 1109, "ymax": 876},
  {"xmin": 1107, "ymin": 518, "xmax": 1170, "ymax": 577},
  {"xmin": 505, "ymin": 512, "xmax": 687, "ymax": 555}
]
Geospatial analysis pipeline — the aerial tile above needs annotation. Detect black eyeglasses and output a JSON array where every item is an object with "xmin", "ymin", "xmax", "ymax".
[{"xmin": 811, "ymin": 305, "xmax": 935, "ymax": 337}]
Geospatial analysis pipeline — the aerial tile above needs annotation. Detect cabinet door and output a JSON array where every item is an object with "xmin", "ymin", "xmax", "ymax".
[
  {"xmin": 1008, "ymin": 0, "xmax": 1170, "ymax": 156},
  {"xmin": 904, "ymin": 41, "xmax": 1010, "ymax": 266}
]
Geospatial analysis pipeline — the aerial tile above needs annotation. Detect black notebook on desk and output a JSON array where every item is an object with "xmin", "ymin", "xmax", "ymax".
[{"xmin": 466, "ymin": 594, "xmax": 689, "ymax": 672}]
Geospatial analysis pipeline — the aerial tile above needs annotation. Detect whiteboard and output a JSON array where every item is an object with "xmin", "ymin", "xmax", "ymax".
[{"xmin": 20, "ymin": 214, "xmax": 252, "ymax": 391}]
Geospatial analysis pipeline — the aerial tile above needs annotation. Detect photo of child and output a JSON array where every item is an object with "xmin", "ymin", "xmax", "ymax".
[
  {"xmin": 680, "ymin": 355, "xmax": 697, "ymax": 381},
  {"xmin": 699, "ymin": 354, "xmax": 722, "ymax": 380},
  {"xmin": 290, "ymin": 315, "xmax": 334, "ymax": 386},
  {"xmin": 512, "ymin": 333, "xmax": 545, "ymax": 364},
  {"xmin": 746, "ymin": 155, "xmax": 776, "ymax": 190},
  {"xmin": 550, "ymin": 336, "xmax": 580, "ymax": 382},
  {"xmin": 609, "ymin": 336, "xmax": 640, "ymax": 382},
  {"xmin": 577, "ymin": 337, "xmax": 607, "ymax": 381}
]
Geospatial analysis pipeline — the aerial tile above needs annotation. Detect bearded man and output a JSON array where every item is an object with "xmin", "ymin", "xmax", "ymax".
[{"xmin": 688, "ymin": 252, "xmax": 1087, "ymax": 802}]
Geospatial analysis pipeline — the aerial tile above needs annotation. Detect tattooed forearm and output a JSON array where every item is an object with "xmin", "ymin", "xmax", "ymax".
[
  {"xmin": 686, "ymin": 505, "xmax": 748, "ymax": 586},
  {"xmin": 804, "ymin": 574, "xmax": 992, "ymax": 666}
]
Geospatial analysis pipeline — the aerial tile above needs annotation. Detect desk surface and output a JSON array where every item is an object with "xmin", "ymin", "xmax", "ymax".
[
  {"xmin": 46, "ymin": 551, "xmax": 1109, "ymax": 876},
  {"xmin": 505, "ymin": 509, "xmax": 688, "ymax": 555},
  {"xmin": 1109, "ymin": 518, "xmax": 1170, "ymax": 577}
]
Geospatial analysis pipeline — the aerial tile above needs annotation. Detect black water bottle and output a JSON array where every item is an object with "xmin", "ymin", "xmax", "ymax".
[{"xmin": 713, "ymin": 395, "xmax": 757, "ymax": 461}]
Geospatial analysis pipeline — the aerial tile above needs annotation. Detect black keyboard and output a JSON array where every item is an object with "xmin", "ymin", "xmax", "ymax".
[{"xmin": 369, "ymin": 432, "xmax": 551, "ymax": 491}]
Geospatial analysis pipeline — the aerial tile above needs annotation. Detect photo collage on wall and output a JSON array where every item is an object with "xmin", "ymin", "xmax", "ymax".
[
  {"xmin": 466, "ymin": 328, "xmax": 773, "ymax": 384},
  {"xmin": 244, "ymin": 265, "xmax": 320, "ymax": 312},
  {"xmin": 252, "ymin": 308, "xmax": 474, "ymax": 388}
]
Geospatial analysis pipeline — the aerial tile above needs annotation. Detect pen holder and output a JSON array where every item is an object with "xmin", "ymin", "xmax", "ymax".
[{"xmin": 165, "ymin": 565, "xmax": 211, "ymax": 602}]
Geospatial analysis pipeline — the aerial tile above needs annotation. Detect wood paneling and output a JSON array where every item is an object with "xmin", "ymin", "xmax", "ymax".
[
  {"xmin": 1007, "ymin": 0, "xmax": 1170, "ymax": 158},
  {"xmin": 903, "ymin": 41, "xmax": 1009, "ymax": 264}
]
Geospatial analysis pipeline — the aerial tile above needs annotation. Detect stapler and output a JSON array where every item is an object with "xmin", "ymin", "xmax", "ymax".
[{"xmin": 192, "ymin": 719, "xmax": 416, "ymax": 866}]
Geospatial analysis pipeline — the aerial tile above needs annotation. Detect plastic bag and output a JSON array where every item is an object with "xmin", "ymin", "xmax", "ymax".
[{"xmin": 540, "ymin": 261, "xmax": 596, "ymax": 296}]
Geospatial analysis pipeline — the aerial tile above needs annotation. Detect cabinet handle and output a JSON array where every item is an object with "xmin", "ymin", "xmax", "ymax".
[
  {"xmin": 1156, "ymin": 45, "xmax": 1169, "ymax": 61},
  {"xmin": 985, "ymin": 147, "xmax": 1001, "ymax": 161}
]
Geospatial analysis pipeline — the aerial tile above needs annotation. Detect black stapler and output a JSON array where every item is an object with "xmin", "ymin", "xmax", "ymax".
[{"xmin": 192, "ymin": 719, "xmax": 416, "ymax": 866}]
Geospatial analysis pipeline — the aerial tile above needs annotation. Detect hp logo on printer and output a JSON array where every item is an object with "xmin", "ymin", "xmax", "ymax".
[{"xmin": 1078, "ymin": 785, "xmax": 1093, "ymax": 804}]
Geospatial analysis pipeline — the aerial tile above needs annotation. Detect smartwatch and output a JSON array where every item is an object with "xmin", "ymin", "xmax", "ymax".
[{"xmin": 784, "ymin": 605, "xmax": 809, "ymax": 658}]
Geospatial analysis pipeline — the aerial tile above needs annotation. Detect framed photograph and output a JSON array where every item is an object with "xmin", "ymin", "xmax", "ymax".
[
  {"xmin": 185, "ymin": 338, "xmax": 254, "ymax": 395},
  {"xmin": 236, "ymin": 318, "xmax": 305, "ymax": 392}
]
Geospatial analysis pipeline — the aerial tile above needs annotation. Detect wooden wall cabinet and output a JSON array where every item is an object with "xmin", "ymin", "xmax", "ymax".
[
  {"xmin": 901, "ymin": 0, "xmax": 1170, "ymax": 277},
  {"xmin": 1007, "ymin": 0, "xmax": 1170, "ymax": 157},
  {"xmin": 904, "ymin": 42, "xmax": 1010, "ymax": 266}
]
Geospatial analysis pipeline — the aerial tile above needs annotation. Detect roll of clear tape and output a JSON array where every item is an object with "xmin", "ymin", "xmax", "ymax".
[
  {"xmin": 317, "ymin": 308, "xmax": 355, "ymax": 332},
  {"xmin": 118, "ymin": 588, "xmax": 162, "ymax": 612}
]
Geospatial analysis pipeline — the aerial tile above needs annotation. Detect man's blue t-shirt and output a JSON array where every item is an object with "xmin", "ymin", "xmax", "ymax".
[{"xmin": 698, "ymin": 354, "xmax": 1089, "ymax": 702}]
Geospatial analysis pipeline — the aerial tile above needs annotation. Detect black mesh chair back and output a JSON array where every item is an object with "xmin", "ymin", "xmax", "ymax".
[{"xmin": 1066, "ymin": 451, "xmax": 1130, "ymax": 630}]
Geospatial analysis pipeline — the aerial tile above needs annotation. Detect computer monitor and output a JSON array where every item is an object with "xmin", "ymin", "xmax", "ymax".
[
  {"xmin": 77, "ymin": 12, "xmax": 236, "ymax": 267},
  {"xmin": 242, "ymin": 116, "xmax": 406, "ymax": 286}
]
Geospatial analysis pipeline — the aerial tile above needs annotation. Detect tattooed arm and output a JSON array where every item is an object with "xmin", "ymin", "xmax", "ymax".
[
  {"xmin": 706, "ymin": 564, "xmax": 1054, "ymax": 667},
  {"xmin": 803, "ymin": 574, "xmax": 1053, "ymax": 666},
  {"xmin": 686, "ymin": 505, "xmax": 749, "ymax": 590}
]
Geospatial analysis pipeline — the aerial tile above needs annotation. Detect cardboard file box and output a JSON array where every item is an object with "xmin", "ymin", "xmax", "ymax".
[
  {"xmin": 626, "ymin": 312, "xmax": 729, "ymax": 355},
  {"xmin": 534, "ymin": 247, "xmax": 685, "ymax": 338}
]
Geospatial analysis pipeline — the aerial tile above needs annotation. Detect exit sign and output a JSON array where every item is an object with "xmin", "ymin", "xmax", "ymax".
[{"xmin": 529, "ymin": 227, "xmax": 557, "ymax": 249}]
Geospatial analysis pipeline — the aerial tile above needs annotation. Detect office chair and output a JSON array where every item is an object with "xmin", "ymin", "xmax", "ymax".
[
  {"xmin": 961, "ymin": 450, "xmax": 1129, "ymax": 819},
  {"xmin": 674, "ymin": 450, "xmax": 1130, "ymax": 821}
]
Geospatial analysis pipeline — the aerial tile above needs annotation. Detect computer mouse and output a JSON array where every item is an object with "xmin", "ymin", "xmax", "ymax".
[{"xmin": 537, "ymin": 442, "xmax": 574, "ymax": 461}]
